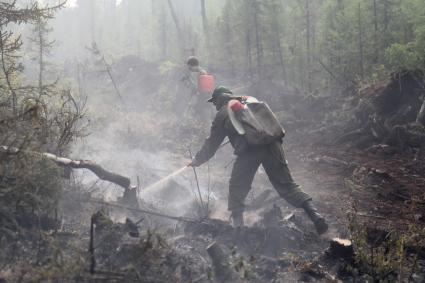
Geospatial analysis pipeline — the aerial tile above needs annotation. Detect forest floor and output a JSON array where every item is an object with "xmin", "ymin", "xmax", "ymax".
[
  {"xmin": 53, "ymin": 131, "xmax": 424, "ymax": 282},
  {"xmin": 284, "ymin": 137, "xmax": 425, "ymax": 282},
  {"xmin": 65, "ymin": 134, "xmax": 425, "ymax": 282},
  {"xmin": 3, "ymin": 59, "xmax": 425, "ymax": 282},
  {"xmin": 289, "ymin": 142, "xmax": 425, "ymax": 239},
  {"xmin": 66, "ymin": 63, "xmax": 425, "ymax": 282},
  {"xmin": 293, "ymin": 144, "xmax": 425, "ymax": 234}
]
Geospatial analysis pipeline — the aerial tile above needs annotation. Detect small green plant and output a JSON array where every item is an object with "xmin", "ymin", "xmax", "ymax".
[{"xmin": 347, "ymin": 201, "xmax": 424, "ymax": 282}]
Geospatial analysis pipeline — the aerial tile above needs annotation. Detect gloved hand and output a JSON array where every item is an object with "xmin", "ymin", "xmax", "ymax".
[{"xmin": 187, "ymin": 159, "xmax": 200, "ymax": 167}]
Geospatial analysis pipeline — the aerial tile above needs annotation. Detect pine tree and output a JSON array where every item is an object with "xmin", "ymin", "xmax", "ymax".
[
  {"xmin": 0, "ymin": 0, "xmax": 86, "ymax": 238},
  {"xmin": 28, "ymin": 16, "xmax": 55, "ymax": 97}
]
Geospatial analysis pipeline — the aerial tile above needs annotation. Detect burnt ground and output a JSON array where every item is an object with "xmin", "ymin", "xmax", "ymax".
[
  {"xmin": 54, "ymin": 136, "xmax": 425, "ymax": 282},
  {"xmin": 291, "ymin": 142, "xmax": 425, "ymax": 234},
  {"xmin": 3, "ymin": 60, "xmax": 425, "ymax": 282},
  {"xmin": 67, "ymin": 66, "xmax": 425, "ymax": 282},
  {"xmin": 285, "ymin": 138, "xmax": 425, "ymax": 281}
]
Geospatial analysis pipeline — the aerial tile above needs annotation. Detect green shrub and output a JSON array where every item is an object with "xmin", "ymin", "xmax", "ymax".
[
  {"xmin": 0, "ymin": 155, "xmax": 63, "ymax": 234},
  {"xmin": 385, "ymin": 43, "xmax": 421, "ymax": 72}
]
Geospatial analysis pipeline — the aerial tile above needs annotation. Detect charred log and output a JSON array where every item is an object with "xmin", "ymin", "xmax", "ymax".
[
  {"xmin": 62, "ymin": 159, "xmax": 131, "ymax": 189},
  {"xmin": 0, "ymin": 145, "xmax": 132, "ymax": 189},
  {"xmin": 327, "ymin": 238, "xmax": 354, "ymax": 261}
]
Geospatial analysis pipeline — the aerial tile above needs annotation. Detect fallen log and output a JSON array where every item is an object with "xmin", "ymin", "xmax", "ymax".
[
  {"xmin": 0, "ymin": 145, "xmax": 132, "ymax": 189},
  {"xmin": 54, "ymin": 157, "xmax": 130, "ymax": 190}
]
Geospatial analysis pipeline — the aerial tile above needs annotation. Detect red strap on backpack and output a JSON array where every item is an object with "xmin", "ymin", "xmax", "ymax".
[{"xmin": 229, "ymin": 100, "xmax": 245, "ymax": 112}]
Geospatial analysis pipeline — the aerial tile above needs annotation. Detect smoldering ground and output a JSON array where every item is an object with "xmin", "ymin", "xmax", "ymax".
[
  {"xmin": 60, "ymin": 52, "xmax": 328, "ymax": 221},
  {"xmin": 68, "ymin": 55, "xmax": 340, "ymax": 236}
]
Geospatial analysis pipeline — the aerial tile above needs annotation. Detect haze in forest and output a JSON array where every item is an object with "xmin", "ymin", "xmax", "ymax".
[{"xmin": 1, "ymin": 0, "xmax": 425, "ymax": 282}]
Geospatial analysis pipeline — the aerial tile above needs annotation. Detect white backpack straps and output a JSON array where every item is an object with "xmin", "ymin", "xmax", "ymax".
[{"xmin": 228, "ymin": 100, "xmax": 246, "ymax": 135}]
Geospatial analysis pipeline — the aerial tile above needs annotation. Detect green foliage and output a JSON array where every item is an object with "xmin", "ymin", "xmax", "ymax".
[
  {"xmin": 347, "ymin": 201, "xmax": 424, "ymax": 281},
  {"xmin": 385, "ymin": 43, "xmax": 421, "ymax": 71},
  {"xmin": 159, "ymin": 60, "xmax": 179, "ymax": 75},
  {"xmin": 0, "ymin": 2, "xmax": 86, "ymax": 238},
  {"xmin": 0, "ymin": 231, "xmax": 87, "ymax": 282},
  {"xmin": 208, "ymin": 0, "xmax": 425, "ymax": 91},
  {"xmin": 229, "ymin": 250, "xmax": 255, "ymax": 280},
  {"xmin": 0, "ymin": 156, "xmax": 63, "ymax": 234},
  {"xmin": 36, "ymin": 0, "xmax": 425, "ymax": 94}
]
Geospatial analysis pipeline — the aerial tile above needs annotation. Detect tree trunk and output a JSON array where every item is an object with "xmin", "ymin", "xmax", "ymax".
[
  {"xmin": 245, "ymin": 3, "xmax": 253, "ymax": 79},
  {"xmin": 89, "ymin": 0, "xmax": 96, "ymax": 43},
  {"xmin": 246, "ymin": 34, "xmax": 253, "ymax": 79},
  {"xmin": 0, "ymin": 29, "xmax": 17, "ymax": 116},
  {"xmin": 373, "ymin": 0, "xmax": 379, "ymax": 63},
  {"xmin": 137, "ymin": 2, "xmax": 143, "ymax": 57},
  {"xmin": 276, "ymin": 38, "xmax": 287, "ymax": 83},
  {"xmin": 305, "ymin": 0, "xmax": 312, "ymax": 92},
  {"xmin": 270, "ymin": 1, "xmax": 287, "ymax": 83},
  {"xmin": 358, "ymin": 3, "xmax": 364, "ymax": 79},
  {"xmin": 166, "ymin": 0, "xmax": 183, "ymax": 56},
  {"xmin": 224, "ymin": 9, "xmax": 235, "ymax": 76},
  {"xmin": 38, "ymin": 19, "xmax": 43, "ymax": 98},
  {"xmin": 166, "ymin": 0, "xmax": 182, "ymax": 37},
  {"xmin": 200, "ymin": 0, "xmax": 207, "ymax": 33},
  {"xmin": 383, "ymin": 0, "xmax": 390, "ymax": 47},
  {"xmin": 160, "ymin": 6, "xmax": 168, "ymax": 59},
  {"xmin": 252, "ymin": 0, "xmax": 262, "ymax": 78},
  {"xmin": 337, "ymin": 0, "xmax": 344, "ymax": 10},
  {"xmin": 89, "ymin": 215, "xmax": 96, "ymax": 274},
  {"xmin": 76, "ymin": 61, "xmax": 84, "ymax": 97},
  {"xmin": 417, "ymin": 96, "xmax": 425, "ymax": 125},
  {"xmin": 200, "ymin": 0, "xmax": 210, "ymax": 60},
  {"xmin": 383, "ymin": 0, "xmax": 389, "ymax": 31}
]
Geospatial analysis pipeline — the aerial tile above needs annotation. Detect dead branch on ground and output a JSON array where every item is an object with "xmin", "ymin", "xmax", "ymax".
[{"xmin": 0, "ymin": 145, "xmax": 132, "ymax": 189}]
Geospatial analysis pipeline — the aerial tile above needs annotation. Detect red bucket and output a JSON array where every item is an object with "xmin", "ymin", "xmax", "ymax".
[{"xmin": 198, "ymin": 74, "xmax": 215, "ymax": 93}]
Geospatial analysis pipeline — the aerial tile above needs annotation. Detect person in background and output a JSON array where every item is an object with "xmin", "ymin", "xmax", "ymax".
[
  {"xmin": 182, "ymin": 56, "xmax": 212, "ymax": 121},
  {"xmin": 187, "ymin": 56, "xmax": 207, "ymax": 75}
]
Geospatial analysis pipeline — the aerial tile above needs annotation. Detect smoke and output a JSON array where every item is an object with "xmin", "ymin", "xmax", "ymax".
[
  {"xmin": 67, "ymin": 57, "xmax": 220, "ymax": 221},
  {"xmin": 140, "ymin": 166, "xmax": 188, "ymax": 197}
]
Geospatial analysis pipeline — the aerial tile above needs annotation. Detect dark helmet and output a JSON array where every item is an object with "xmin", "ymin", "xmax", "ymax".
[
  {"xmin": 207, "ymin": 86, "xmax": 233, "ymax": 102},
  {"xmin": 186, "ymin": 56, "xmax": 200, "ymax": 68}
]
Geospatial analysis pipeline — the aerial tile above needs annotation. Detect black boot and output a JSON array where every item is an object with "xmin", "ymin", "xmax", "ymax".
[{"xmin": 302, "ymin": 200, "xmax": 328, "ymax": 235}]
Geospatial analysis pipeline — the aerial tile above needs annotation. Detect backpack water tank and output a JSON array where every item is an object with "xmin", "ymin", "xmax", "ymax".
[{"xmin": 198, "ymin": 74, "xmax": 215, "ymax": 93}]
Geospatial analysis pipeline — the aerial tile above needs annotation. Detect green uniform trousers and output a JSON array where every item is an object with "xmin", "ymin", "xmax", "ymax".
[{"xmin": 228, "ymin": 142, "xmax": 311, "ymax": 213}]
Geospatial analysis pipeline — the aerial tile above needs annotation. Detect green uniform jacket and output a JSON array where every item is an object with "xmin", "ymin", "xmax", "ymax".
[{"xmin": 193, "ymin": 104, "xmax": 248, "ymax": 166}]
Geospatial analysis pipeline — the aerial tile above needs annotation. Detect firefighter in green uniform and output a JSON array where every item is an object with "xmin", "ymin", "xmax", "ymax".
[{"xmin": 188, "ymin": 86, "xmax": 328, "ymax": 234}]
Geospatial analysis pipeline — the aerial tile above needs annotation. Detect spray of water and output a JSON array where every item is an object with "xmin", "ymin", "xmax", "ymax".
[{"xmin": 140, "ymin": 166, "xmax": 188, "ymax": 198}]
